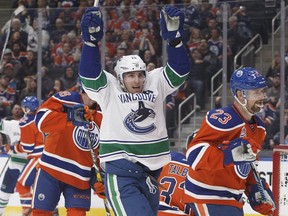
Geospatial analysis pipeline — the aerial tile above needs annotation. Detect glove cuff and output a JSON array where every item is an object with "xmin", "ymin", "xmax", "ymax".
[
  {"xmin": 223, "ymin": 149, "xmax": 233, "ymax": 165},
  {"xmin": 84, "ymin": 41, "xmax": 97, "ymax": 47},
  {"xmin": 168, "ymin": 37, "xmax": 182, "ymax": 47}
]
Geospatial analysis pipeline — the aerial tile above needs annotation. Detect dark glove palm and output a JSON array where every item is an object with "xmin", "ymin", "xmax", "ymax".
[{"xmin": 160, "ymin": 6, "xmax": 185, "ymax": 41}]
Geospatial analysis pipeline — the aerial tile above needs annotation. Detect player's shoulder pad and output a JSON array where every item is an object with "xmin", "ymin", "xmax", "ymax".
[
  {"xmin": 171, "ymin": 151, "xmax": 187, "ymax": 164},
  {"xmin": 53, "ymin": 91, "xmax": 82, "ymax": 104},
  {"xmin": 206, "ymin": 105, "xmax": 243, "ymax": 130}
]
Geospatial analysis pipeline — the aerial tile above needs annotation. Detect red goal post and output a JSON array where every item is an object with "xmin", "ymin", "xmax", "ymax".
[{"xmin": 272, "ymin": 145, "xmax": 288, "ymax": 216}]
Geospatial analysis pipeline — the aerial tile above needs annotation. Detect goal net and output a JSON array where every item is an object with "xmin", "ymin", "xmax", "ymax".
[{"xmin": 272, "ymin": 145, "xmax": 288, "ymax": 216}]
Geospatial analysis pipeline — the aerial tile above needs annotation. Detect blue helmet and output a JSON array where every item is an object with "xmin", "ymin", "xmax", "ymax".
[
  {"xmin": 21, "ymin": 96, "xmax": 39, "ymax": 112},
  {"xmin": 230, "ymin": 67, "xmax": 267, "ymax": 96}
]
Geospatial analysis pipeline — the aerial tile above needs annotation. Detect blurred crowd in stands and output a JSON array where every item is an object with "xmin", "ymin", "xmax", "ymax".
[{"xmin": 0, "ymin": 0, "xmax": 287, "ymax": 148}]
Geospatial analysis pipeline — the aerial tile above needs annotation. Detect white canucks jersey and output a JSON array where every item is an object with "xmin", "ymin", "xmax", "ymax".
[
  {"xmin": 0, "ymin": 119, "xmax": 27, "ymax": 168},
  {"xmin": 83, "ymin": 68, "xmax": 185, "ymax": 170},
  {"xmin": 79, "ymin": 44, "xmax": 190, "ymax": 171}
]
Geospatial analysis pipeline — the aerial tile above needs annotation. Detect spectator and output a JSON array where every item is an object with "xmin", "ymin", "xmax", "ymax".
[
  {"xmin": 0, "ymin": 74, "xmax": 17, "ymax": 118},
  {"xmin": 27, "ymin": 19, "xmax": 50, "ymax": 52},
  {"xmin": 267, "ymin": 72, "xmax": 281, "ymax": 110},
  {"xmin": 49, "ymin": 18, "xmax": 68, "ymax": 48},
  {"xmin": 46, "ymin": 78, "xmax": 65, "ymax": 99},
  {"xmin": 105, "ymin": 30, "xmax": 117, "ymax": 58},
  {"xmin": 2, "ymin": 18, "xmax": 28, "ymax": 50},
  {"xmin": 198, "ymin": 38, "xmax": 221, "ymax": 92},
  {"xmin": 3, "ymin": 63, "xmax": 20, "ymax": 93},
  {"xmin": 147, "ymin": 62, "xmax": 156, "ymax": 72},
  {"xmin": 74, "ymin": 0, "xmax": 89, "ymax": 20},
  {"xmin": 39, "ymin": 66, "xmax": 54, "ymax": 100},
  {"xmin": 113, "ymin": 7, "xmax": 139, "ymax": 32},
  {"xmin": 266, "ymin": 52, "xmax": 288, "ymax": 88},
  {"xmin": 138, "ymin": 27, "xmax": 156, "ymax": 59},
  {"xmin": 260, "ymin": 101, "xmax": 277, "ymax": 149},
  {"xmin": 58, "ymin": 1, "xmax": 77, "ymax": 32},
  {"xmin": 227, "ymin": 15, "xmax": 241, "ymax": 56},
  {"xmin": 0, "ymin": 48, "xmax": 21, "ymax": 74},
  {"xmin": 207, "ymin": 27, "xmax": 224, "ymax": 60},
  {"xmin": 185, "ymin": 48, "xmax": 210, "ymax": 110},
  {"xmin": 199, "ymin": 2, "xmax": 216, "ymax": 29},
  {"xmin": 50, "ymin": 34, "xmax": 70, "ymax": 60},
  {"xmin": 18, "ymin": 75, "xmax": 37, "ymax": 102},
  {"xmin": 19, "ymin": 50, "xmax": 37, "ymax": 83},
  {"xmin": 67, "ymin": 31, "xmax": 82, "ymax": 63},
  {"xmin": 233, "ymin": 5, "xmax": 252, "ymax": 28},
  {"xmin": 11, "ymin": 42, "xmax": 26, "ymax": 64},
  {"xmin": 5, "ymin": 103, "xmax": 23, "ymax": 120},
  {"xmin": 60, "ymin": 66, "xmax": 77, "ymax": 90},
  {"xmin": 186, "ymin": 27, "xmax": 202, "ymax": 52},
  {"xmin": 182, "ymin": 0, "xmax": 201, "ymax": 31},
  {"xmin": 142, "ymin": 50, "xmax": 157, "ymax": 66},
  {"xmin": 265, "ymin": 97, "xmax": 288, "ymax": 148},
  {"xmin": 227, "ymin": 15, "xmax": 252, "ymax": 56},
  {"xmin": 29, "ymin": 0, "xmax": 52, "ymax": 31},
  {"xmin": 201, "ymin": 18, "xmax": 219, "ymax": 41},
  {"xmin": 53, "ymin": 42, "xmax": 75, "ymax": 67}
]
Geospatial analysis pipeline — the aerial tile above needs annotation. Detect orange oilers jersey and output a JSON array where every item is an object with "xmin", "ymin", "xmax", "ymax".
[
  {"xmin": 158, "ymin": 152, "xmax": 194, "ymax": 216},
  {"xmin": 17, "ymin": 113, "xmax": 45, "ymax": 159},
  {"xmin": 183, "ymin": 104, "xmax": 266, "ymax": 208},
  {"xmin": 34, "ymin": 91, "xmax": 102, "ymax": 190}
]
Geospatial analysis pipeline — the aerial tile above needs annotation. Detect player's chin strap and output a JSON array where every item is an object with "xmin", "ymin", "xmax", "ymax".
[
  {"xmin": 118, "ymin": 77, "xmax": 128, "ymax": 93},
  {"xmin": 23, "ymin": 108, "xmax": 31, "ymax": 117},
  {"xmin": 234, "ymin": 95, "xmax": 254, "ymax": 117}
]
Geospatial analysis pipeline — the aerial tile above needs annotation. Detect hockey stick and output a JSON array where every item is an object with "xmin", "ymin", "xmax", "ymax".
[
  {"xmin": 86, "ymin": 128, "xmax": 111, "ymax": 216},
  {"xmin": 0, "ymin": 5, "xmax": 25, "ymax": 69},
  {"xmin": 94, "ymin": 0, "xmax": 99, "ymax": 7},
  {"xmin": 0, "ymin": 155, "xmax": 11, "ymax": 179},
  {"xmin": 242, "ymin": 142, "xmax": 276, "ymax": 211}
]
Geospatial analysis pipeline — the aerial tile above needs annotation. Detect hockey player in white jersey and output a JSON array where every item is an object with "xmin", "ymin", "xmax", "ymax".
[
  {"xmin": 0, "ymin": 104, "xmax": 26, "ymax": 215},
  {"xmin": 78, "ymin": 5, "xmax": 190, "ymax": 216}
]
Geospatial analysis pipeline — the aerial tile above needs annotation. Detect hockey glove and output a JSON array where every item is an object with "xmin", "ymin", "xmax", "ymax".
[
  {"xmin": 246, "ymin": 179, "xmax": 276, "ymax": 215},
  {"xmin": 80, "ymin": 7, "xmax": 103, "ymax": 46},
  {"xmin": 83, "ymin": 105, "xmax": 96, "ymax": 122},
  {"xmin": 160, "ymin": 6, "xmax": 184, "ymax": 46},
  {"xmin": 10, "ymin": 142, "xmax": 21, "ymax": 154},
  {"xmin": 90, "ymin": 168, "xmax": 106, "ymax": 199},
  {"xmin": 62, "ymin": 104, "xmax": 89, "ymax": 127},
  {"xmin": 93, "ymin": 181, "xmax": 106, "ymax": 199},
  {"xmin": 219, "ymin": 137, "xmax": 261, "ymax": 165}
]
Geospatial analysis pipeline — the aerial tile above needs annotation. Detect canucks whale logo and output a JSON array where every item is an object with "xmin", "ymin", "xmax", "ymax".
[
  {"xmin": 124, "ymin": 101, "xmax": 156, "ymax": 134},
  {"xmin": 73, "ymin": 122, "xmax": 100, "ymax": 151}
]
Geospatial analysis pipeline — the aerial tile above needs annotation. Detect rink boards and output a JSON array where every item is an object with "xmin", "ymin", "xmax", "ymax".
[{"xmin": 0, "ymin": 155, "xmax": 277, "ymax": 216}]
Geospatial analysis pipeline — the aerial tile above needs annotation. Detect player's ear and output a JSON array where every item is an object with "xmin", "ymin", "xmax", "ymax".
[{"xmin": 236, "ymin": 90, "xmax": 245, "ymax": 102}]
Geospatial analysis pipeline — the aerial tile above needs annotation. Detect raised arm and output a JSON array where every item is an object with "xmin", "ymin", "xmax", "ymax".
[
  {"xmin": 78, "ymin": 7, "xmax": 104, "ymax": 85},
  {"xmin": 160, "ymin": 6, "xmax": 190, "ymax": 86}
]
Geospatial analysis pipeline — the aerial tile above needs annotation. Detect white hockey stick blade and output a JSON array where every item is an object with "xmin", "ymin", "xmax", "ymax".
[{"xmin": 13, "ymin": 5, "xmax": 25, "ymax": 16}]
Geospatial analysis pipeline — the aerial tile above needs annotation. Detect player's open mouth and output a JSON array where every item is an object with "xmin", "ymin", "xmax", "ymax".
[{"xmin": 255, "ymin": 101, "xmax": 264, "ymax": 108}]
